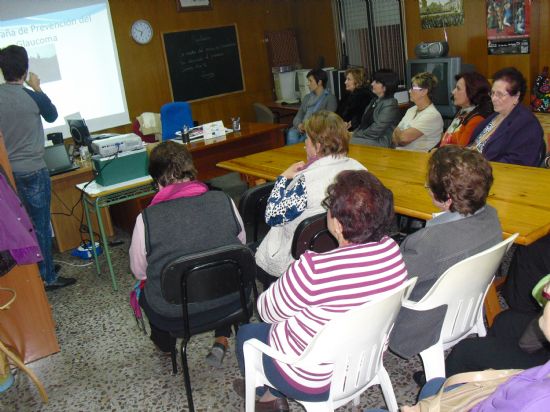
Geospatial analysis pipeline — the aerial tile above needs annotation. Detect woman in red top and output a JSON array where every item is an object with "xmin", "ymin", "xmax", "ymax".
[{"xmin": 440, "ymin": 72, "xmax": 493, "ymax": 147}]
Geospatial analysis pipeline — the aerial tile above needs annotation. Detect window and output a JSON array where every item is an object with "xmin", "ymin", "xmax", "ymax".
[{"xmin": 332, "ymin": 0, "xmax": 406, "ymax": 83}]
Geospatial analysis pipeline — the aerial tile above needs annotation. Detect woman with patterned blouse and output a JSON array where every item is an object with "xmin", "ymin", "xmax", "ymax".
[
  {"xmin": 467, "ymin": 67, "xmax": 545, "ymax": 166},
  {"xmin": 254, "ymin": 111, "xmax": 365, "ymax": 289}
]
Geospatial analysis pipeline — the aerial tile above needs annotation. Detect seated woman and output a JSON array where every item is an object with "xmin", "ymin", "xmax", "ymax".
[
  {"xmin": 439, "ymin": 72, "xmax": 493, "ymax": 147},
  {"xmin": 129, "ymin": 141, "xmax": 246, "ymax": 367},
  {"xmin": 392, "ymin": 72, "xmax": 443, "ymax": 152},
  {"xmin": 503, "ymin": 233, "xmax": 550, "ymax": 314},
  {"xmin": 336, "ymin": 67, "xmax": 374, "ymax": 131},
  {"xmin": 468, "ymin": 67, "xmax": 545, "ymax": 166},
  {"xmin": 351, "ymin": 69, "xmax": 401, "ymax": 148},
  {"xmin": 389, "ymin": 145, "xmax": 502, "ymax": 359},
  {"xmin": 236, "ymin": 170, "xmax": 408, "ymax": 411},
  {"xmin": 255, "ymin": 111, "xmax": 366, "ymax": 288}
]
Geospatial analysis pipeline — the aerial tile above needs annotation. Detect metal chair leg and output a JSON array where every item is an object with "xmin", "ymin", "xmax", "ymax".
[
  {"xmin": 170, "ymin": 345, "xmax": 178, "ymax": 375},
  {"xmin": 180, "ymin": 339, "xmax": 195, "ymax": 412}
]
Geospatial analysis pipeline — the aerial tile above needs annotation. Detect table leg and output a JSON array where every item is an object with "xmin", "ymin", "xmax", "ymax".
[
  {"xmin": 83, "ymin": 196, "xmax": 101, "ymax": 277},
  {"xmin": 95, "ymin": 201, "xmax": 118, "ymax": 291}
]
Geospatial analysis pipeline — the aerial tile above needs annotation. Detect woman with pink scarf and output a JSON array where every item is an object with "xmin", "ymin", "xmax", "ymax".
[{"xmin": 129, "ymin": 141, "xmax": 245, "ymax": 368}]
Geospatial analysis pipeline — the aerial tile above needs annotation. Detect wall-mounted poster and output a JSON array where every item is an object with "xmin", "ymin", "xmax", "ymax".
[
  {"xmin": 487, "ymin": 0, "xmax": 530, "ymax": 55},
  {"xmin": 419, "ymin": 0, "xmax": 464, "ymax": 29}
]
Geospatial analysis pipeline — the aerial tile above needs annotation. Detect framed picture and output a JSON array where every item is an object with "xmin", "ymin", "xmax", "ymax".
[{"xmin": 176, "ymin": 0, "xmax": 212, "ymax": 12}]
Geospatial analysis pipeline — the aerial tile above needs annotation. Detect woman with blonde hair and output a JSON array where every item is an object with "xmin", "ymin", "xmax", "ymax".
[
  {"xmin": 336, "ymin": 67, "xmax": 374, "ymax": 131},
  {"xmin": 393, "ymin": 71, "xmax": 444, "ymax": 151},
  {"xmin": 255, "ymin": 110, "xmax": 366, "ymax": 288}
]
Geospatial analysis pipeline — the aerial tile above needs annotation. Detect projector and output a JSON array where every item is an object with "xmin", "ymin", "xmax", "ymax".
[
  {"xmin": 415, "ymin": 41, "xmax": 449, "ymax": 58},
  {"xmin": 91, "ymin": 133, "xmax": 143, "ymax": 157}
]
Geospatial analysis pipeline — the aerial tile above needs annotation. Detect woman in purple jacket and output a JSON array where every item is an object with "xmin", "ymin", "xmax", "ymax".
[{"xmin": 468, "ymin": 67, "xmax": 545, "ymax": 166}]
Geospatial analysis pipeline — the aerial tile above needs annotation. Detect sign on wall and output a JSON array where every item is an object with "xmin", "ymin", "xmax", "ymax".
[{"xmin": 486, "ymin": 0, "xmax": 530, "ymax": 55}]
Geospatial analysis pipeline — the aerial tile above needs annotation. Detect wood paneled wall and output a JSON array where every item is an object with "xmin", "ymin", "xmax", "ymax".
[
  {"xmin": 403, "ymin": 0, "xmax": 547, "ymax": 105},
  {"xmin": 107, "ymin": 0, "xmax": 337, "ymax": 134}
]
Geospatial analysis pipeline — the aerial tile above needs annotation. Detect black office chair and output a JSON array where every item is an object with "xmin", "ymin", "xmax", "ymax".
[
  {"xmin": 160, "ymin": 244, "xmax": 256, "ymax": 412},
  {"xmin": 238, "ymin": 181, "xmax": 275, "ymax": 246},
  {"xmin": 291, "ymin": 212, "xmax": 338, "ymax": 259}
]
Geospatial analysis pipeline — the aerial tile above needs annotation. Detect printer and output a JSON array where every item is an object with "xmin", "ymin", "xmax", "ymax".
[{"xmin": 91, "ymin": 133, "xmax": 143, "ymax": 157}]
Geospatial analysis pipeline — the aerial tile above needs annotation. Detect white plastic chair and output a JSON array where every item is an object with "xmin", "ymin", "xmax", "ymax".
[
  {"xmin": 243, "ymin": 278, "xmax": 417, "ymax": 412},
  {"xmin": 404, "ymin": 234, "xmax": 518, "ymax": 381}
]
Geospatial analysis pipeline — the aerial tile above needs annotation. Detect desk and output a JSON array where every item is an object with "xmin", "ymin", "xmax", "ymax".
[
  {"xmin": 77, "ymin": 176, "xmax": 155, "ymax": 291},
  {"xmin": 217, "ymin": 144, "xmax": 550, "ymax": 246},
  {"xmin": 110, "ymin": 122, "xmax": 287, "ymax": 232},
  {"xmin": 266, "ymin": 102, "xmax": 299, "ymax": 126},
  {"xmin": 50, "ymin": 164, "xmax": 114, "ymax": 252}
]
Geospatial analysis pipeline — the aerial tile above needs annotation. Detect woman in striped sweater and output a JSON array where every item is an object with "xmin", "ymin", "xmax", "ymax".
[{"xmin": 235, "ymin": 170, "xmax": 408, "ymax": 412}]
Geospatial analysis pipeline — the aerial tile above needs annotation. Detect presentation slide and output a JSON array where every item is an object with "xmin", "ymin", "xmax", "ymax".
[{"xmin": 0, "ymin": 0, "xmax": 129, "ymax": 137}]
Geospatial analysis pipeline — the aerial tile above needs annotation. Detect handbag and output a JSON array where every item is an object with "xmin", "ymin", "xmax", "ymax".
[
  {"xmin": 530, "ymin": 66, "xmax": 550, "ymax": 113},
  {"xmin": 403, "ymin": 361, "xmax": 550, "ymax": 412}
]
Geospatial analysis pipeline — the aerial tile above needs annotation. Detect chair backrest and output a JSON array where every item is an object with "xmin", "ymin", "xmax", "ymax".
[
  {"xmin": 160, "ymin": 102, "xmax": 193, "ymax": 140},
  {"xmin": 253, "ymin": 103, "xmax": 276, "ymax": 124},
  {"xmin": 160, "ymin": 244, "xmax": 256, "ymax": 335},
  {"xmin": 414, "ymin": 234, "xmax": 518, "ymax": 344},
  {"xmin": 238, "ymin": 182, "xmax": 275, "ymax": 243},
  {"xmin": 294, "ymin": 278, "xmax": 416, "ymax": 401},
  {"xmin": 291, "ymin": 212, "xmax": 338, "ymax": 259}
]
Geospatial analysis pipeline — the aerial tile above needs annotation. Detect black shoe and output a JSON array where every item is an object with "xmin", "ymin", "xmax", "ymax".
[
  {"xmin": 413, "ymin": 370, "xmax": 426, "ymax": 387},
  {"xmin": 255, "ymin": 397, "xmax": 289, "ymax": 412},
  {"xmin": 45, "ymin": 276, "xmax": 76, "ymax": 291}
]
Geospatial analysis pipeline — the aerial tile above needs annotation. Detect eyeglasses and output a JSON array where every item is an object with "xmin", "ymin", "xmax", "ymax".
[
  {"xmin": 410, "ymin": 86, "xmax": 424, "ymax": 91},
  {"xmin": 489, "ymin": 90, "xmax": 510, "ymax": 99}
]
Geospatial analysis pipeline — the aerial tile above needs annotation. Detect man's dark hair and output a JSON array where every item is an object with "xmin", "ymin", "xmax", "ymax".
[
  {"xmin": 307, "ymin": 68, "xmax": 328, "ymax": 88},
  {"xmin": 0, "ymin": 45, "xmax": 28, "ymax": 82}
]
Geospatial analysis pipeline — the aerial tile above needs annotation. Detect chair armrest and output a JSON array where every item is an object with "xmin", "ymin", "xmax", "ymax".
[{"xmin": 244, "ymin": 338, "xmax": 300, "ymax": 365}]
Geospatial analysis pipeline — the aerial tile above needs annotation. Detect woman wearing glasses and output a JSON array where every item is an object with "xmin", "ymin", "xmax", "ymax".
[
  {"xmin": 468, "ymin": 67, "xmax": 545, "ymax": 166},
  {"xmin": 392, "ymin": 72, "xmax": 444, "ymax": 152},
  {"xmin": 439, "ymin": 72, "xmax": 494, "ymax": 147}
]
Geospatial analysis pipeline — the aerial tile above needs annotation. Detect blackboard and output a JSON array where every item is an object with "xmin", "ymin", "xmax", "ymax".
[{"xmin": 163, "ymin": 25, "xmax": 245, "ymax": 102}]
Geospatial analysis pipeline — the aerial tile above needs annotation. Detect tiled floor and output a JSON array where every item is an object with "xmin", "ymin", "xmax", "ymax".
[{"xmin": 1, "ymin": 174, "xmax": 435, "ymax": 411}]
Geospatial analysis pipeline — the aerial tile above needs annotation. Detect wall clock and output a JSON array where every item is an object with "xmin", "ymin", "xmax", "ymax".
[{"xmin": 130, "ymin": 19, "xmax": 153, "ymax": 45}]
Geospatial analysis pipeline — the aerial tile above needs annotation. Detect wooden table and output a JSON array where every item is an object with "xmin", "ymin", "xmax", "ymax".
[
  {"xmin": 266, "ymin": 102, "xmax": 299, "ymax": 126},
  {"xmin": 218, "ymin": 144, "xmax": 550, "ymax": 325},
  {"xmin": 217, "ymin": 144, "xmax": 550, "ymax": 246}
]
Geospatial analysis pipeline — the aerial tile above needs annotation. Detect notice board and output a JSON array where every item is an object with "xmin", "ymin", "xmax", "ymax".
[{"xmin": 163, "ymin": 25, "xmax": 245, "ymax": 102}]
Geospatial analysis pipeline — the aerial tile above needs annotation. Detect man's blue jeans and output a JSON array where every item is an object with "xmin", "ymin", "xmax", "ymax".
[
  {"xmin": 13, "ymin": 167, "xmax": 56, "ymax": 284},
  {"xmin": 286, "ymin": 127, "xmax": 306, "ymax": 145}
]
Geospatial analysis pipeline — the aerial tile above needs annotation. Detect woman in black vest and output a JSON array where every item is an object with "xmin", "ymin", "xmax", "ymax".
[{"xmin": 129, "ymin": 141, "xmax": 246, "ymax": 368}]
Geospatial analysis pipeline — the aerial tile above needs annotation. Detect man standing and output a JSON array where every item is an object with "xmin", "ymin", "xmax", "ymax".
[
  {"xmin": 286, "ymin": 68, "xmax": 337, "ymax": 145},
  {"xmin": 0, "ymin": 45, "xmax": 76, "ymax": 290}
]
